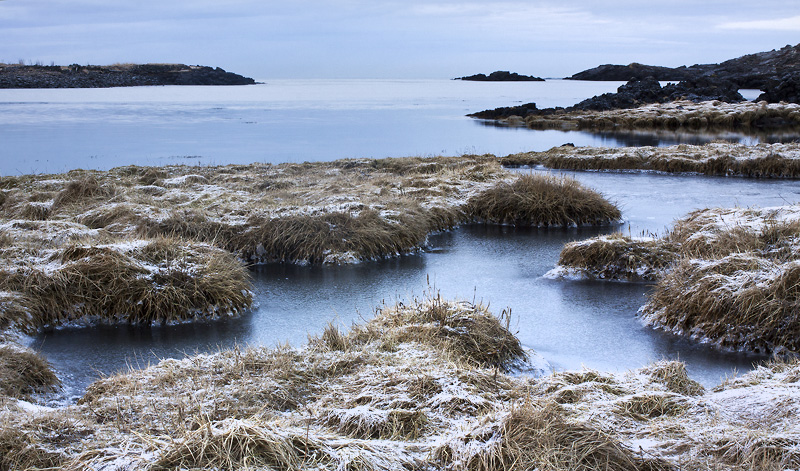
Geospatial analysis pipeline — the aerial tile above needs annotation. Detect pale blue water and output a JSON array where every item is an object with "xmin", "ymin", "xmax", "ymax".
[
  {"xmin": 0, "ymin": 80, "xmax": 787, "ymax": 175},
  {"xmin": 8, "ymin": 80, "xmax": 798, "ymax": 400}
]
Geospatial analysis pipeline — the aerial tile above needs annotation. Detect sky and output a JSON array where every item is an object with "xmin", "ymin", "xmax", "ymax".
[{"xmin": 1, "ymin": 0, "xmax": 799, "ymax": 79}]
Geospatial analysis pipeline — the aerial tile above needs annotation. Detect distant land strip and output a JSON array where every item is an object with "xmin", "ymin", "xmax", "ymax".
[{"xmin": 0, "ymin": 63, "xmax": 256, "ymax": 88}]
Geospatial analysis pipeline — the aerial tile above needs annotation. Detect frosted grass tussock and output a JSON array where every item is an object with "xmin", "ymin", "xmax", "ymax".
[
  {"xmin": 503, "ymin": 141, "xmax": 800, "ymax": 178},
  {"xmin": 0, "ymin": 233, "xmax": 252, "ymax": 332},
  {"xmin": 552, "ymin": 233, "xmax": 678, "ymax": 281},
  {"xmin": 551, "ymin": 204, "xmax": 800, "ymax": 354}
]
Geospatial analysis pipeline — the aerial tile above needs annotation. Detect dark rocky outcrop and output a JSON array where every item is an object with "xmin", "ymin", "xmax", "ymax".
[
  {"xmin": 469, "ymin": 77, "xmax": 745, "ymax": 119},
  {"xmin": 757, "ymin": 72, "xmax": 800, "ymax": 103},
  {"xmin": 568, "ymin": 43, "xmax": 800, "ymax": 90},
  {"xmin": 0, "ymin": 63, "xmax": 256, "ymax": 88},
  {"xmin": 456, "ymin": 71, "xmax": 544, "ymax": 82},
  {"xmin": 568, "ymin": 63, "xmax": 703, "ymax": 82}
]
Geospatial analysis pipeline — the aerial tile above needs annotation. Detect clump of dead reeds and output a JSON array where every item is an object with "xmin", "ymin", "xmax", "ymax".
[
  {"xmin": 556, "ymin": 233, "xmax": 678, "ymax": 280},
  {"xmin": 238, "ymin": 207, "xmax": 461, "ymax": 264},
  {"xmin": 361, "ymin": 295, "xmax": 527, "ymax": 371},
  {"xmin": 0, "ymin": 345, "xmax": 59, "ymax": 399},
  {"xmin": 616, "ymin": 392, "xmax": 689, "ymax": 420},
  {"xmin": 0, "ymin": 426, "xmax": 64, "ymax": 471},
  {"xmin": 315, "ymin": 322, "xmax": 352, "ymax": 352},
  {"xmin": 640, "ymin": 361, "xmax": 704, "ymax": 396},
  {"xmin": 153, "ymin": 418, "xmax": 327, "ymax": 470},
  {"xmin": 0, "ymin": 239, "xmax": 252, "ymax": 329},
  {"xmin": 643, "ymin": 255, "xmax": 800, "ymax": 353},
  {"xmin": 0, "ymin": 292, "xmax": 33, "ymax": 336},
  {"xmin": 436, "ymin": 400, "xmax": 669, "ymax": 471},
  {"xmin": 322, "ymin": 407, "xmax": 428, "ymax": 440},
  {"xmin": 52, "ymin": 175, "xmax": 115, "ymax": 209},
  {"xmin": 467, "ymin": 174, "xmax": 621, "ymax": 227}
]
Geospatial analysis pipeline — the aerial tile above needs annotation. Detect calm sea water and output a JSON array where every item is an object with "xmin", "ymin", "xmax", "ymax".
[
  {"xmin": 0, "ymin": 80, "xmax": 783, "ymax": 176},
  {"xmin": 7, "ymin": 80, "xmax": 799, "ymax": 400}
]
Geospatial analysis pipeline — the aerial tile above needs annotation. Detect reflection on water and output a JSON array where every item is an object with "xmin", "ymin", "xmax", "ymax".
[
  {"xmin": 33, "ymin": 166, "xmax": 800, "ymax": 400},
  {"xmin": 473, "ymin": 119, "xmax": 800, "ymax": 148}
]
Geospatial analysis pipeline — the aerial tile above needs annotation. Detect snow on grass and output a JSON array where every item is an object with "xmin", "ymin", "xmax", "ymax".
[
  {"xmin": 503, "ymin": 141, "xmax": 800, "ymax": 177},
  {"xmin": 551, "ymin": 204, "xmax": 800, "ymax": 354},
  {"xmin": 2, "ymin": 295, "xmax": 800, "ymax": 470}
]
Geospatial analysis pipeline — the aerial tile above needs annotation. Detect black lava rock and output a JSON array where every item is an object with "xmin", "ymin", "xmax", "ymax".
[
  {"xmin": 457, "ymin": 71, "xmax": 544, "ymax": 82},
  {"xmin": 756, "ymin": 72, "xmax": 800, "ymax": 103},
  {"xmin": 0, "ymin": 63, "xmax": 256, "ymax": 88}
]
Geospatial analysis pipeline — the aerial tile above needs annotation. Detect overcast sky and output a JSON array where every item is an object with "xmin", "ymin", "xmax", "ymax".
[{"xmin": 1, "ymin": 0, "xmax": 798, "ymax": 79}]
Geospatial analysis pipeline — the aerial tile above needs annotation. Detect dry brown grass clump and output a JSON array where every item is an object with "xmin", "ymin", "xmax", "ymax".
[
  {"xmin": 637, "ymin": 207, "xmax": 800, "ymax": 353},
  {"xmin": 0, "ymin": 427, "xmax": 64, "ymax": 471},
  {"xmin": 436, "ymin": 400, "xmax": 670, "ymax": 471},
  {"xmin": 153, "ymin": 418, "xmax": 327, "ymax": 470},
  {"xmin": 52, "ymin": 174, "xmax": 116, "ymax": 209},
  {"xmin": 553, "ymin": 205, "xmax": 800, "ymax": 354},
  {"xmin": 0, "ymin": 292, "xmax": 33, "ymax": 336},
  {"xmin": 241, "ymin": 208, "xmax": 454, "ymax": 264},
  {"xmin": 640, "ymin": 361, "xmax": 704, "ymax": 396},
  {"xmin": 502, "ymin": 142, "xmax": 800, "ymax": 178},
  {"xmin": 555, "ymin": 233, "xmax": 679, "ymax": 281},
  {"xmin": 0, "ymin": 345, "xmax": 59, "ymax": 399},
  {"xmin": 355, "ymin": 294, "xmax": 527, "ymax": 371},
  {"xmin": 0, "ymin": 238, "xmax": 252, "ymax": 328},
  {"xmin": 467, "ymin": 174, "xmax": 621, "ymax": 227},
  {"xmin": 322, "ymin": 407, "xmax": 428, "ymax": 440},
  {"xmin": 643, "ymin": 255, "xmax": 800, "ymax": 352}
]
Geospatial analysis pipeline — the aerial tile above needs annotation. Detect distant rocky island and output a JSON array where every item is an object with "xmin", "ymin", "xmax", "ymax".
[
  {"xmin": 456, "ymin": 70, "xmax": 544, "ymax": 81},
  {"xmin": 568, "ymin": 43, "xmax": 800, "ymax": 91},
  {"xmin": 470, "ymin": 43, "xmax": 800, "ymax": 124},
  {"xmin": 0, "ymin": 63, "xmax": 256, "ymax": 88}
]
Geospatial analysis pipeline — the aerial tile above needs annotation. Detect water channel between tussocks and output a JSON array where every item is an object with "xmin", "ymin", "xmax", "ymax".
[{"xmin": 31, "ymin": 168, "xmax": 800, "ymax": 401}]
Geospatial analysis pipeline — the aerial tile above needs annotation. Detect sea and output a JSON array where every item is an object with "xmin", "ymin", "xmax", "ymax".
[{"xmin": 0, "ymin": 79, "xmax": 767, "ymax": 176}]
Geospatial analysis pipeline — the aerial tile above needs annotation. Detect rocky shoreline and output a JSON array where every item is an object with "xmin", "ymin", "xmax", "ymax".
[
  {"xmin": 567, "ymin": 43, "xmax": 800, "ymax": 90},
  {"xmin": 0, "ymin": 63, "xmax": 256, "ymax": 88},
  {"xmin": 469, "ymin": 76, "xmax": 749, "ymax": 121},
  {"xmin": 455, "ymin": 70, "xmax": 544, "ymax": 81},
  {"xmin": 469, "ymin": 44, "xmax": 800, "ymax": 131}
]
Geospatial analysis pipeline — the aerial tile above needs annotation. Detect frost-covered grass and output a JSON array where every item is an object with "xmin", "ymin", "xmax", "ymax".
[
  {"xmin": 0, "ymin": 156, "xmax": 619, "ymax": 268},
  {"xmin": 551, "ymin": 205, "xmax": 800, "ymax": 354},
  {"xmin": 496, "ymin": 99, "xmax": 800, "ymax": 136},
  {"xmin": 0, "ymin": 156, "xmax": 621, "ymax": 417},
  {"xmin": 0, "ymin": 156, "xmax": 619, "ymax": 335},
  {"xmin": 467, "ymin": 174, "xmax": 621, "ymax": 226},
  {"xmin": 550, "ymin": 233, "xmax": 678, "ymax": 281},
  {"xmin": 0, "ymin": 344, "xmax": 59, "ymax": 400},
  {"xmin": 3, "ymin": 295, "xmax": 800, "ymax": 470},
  {"xmin": 503, "ymin": 142, "xmax": 800, "ymax": 178}
]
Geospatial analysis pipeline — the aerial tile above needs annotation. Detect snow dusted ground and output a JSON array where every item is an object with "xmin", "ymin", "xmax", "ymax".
[{"xmin": 3, "ymin": 296, "xmax": 800, "ymax": 470}]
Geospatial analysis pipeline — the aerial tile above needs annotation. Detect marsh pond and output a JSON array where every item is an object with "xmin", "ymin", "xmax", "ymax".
[{"xmin": 3, "ymin": 79, "xmax": 798, "ymax": 400}]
